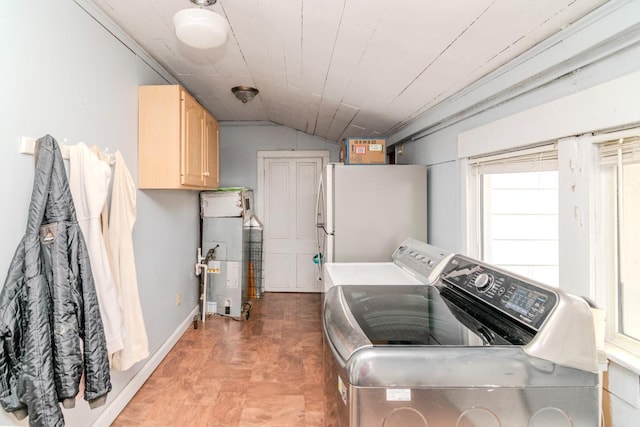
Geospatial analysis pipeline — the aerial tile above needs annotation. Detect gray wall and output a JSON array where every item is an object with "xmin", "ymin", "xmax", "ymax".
[
  {"xmin": 219, "ymin": 121, "xmax": 339, "ymax": 190},
  {"xmin": 0, "ymin": 2, "xmax": 199, "ymax": 425}
]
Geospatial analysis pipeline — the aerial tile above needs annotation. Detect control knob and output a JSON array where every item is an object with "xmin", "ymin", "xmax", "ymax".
[{"xmin": 474, "ymin": 273, "xmax": 494, "ymax": 293}]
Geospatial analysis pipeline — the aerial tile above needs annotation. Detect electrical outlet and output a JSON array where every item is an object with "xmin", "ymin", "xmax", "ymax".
[
  {"xmin": 224, "ymin": 298, "xmax": 231, "ymax": 314},
  {"xmin": 176, "ymin": 292, "xmax": 182, "ymax": 306}
]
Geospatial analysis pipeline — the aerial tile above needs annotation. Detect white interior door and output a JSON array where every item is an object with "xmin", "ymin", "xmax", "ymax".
[{"xmin": 258, "ymin": 151, "xmax": 329, "ymax": 292}]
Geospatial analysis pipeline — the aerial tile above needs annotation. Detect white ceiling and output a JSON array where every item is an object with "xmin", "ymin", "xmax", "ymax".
[{"xmin": 91, "ymin": 0, "xmax": 608, "ymax": 142}]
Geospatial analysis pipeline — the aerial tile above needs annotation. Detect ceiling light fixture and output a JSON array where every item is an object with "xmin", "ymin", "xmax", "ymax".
[
  {"xmin": 231, "ymin": 86, "xmax": 259, "ymax": 103},
  {"xmin": 173, "ymin": 0, "xmax": 229, "ymax": 49}
]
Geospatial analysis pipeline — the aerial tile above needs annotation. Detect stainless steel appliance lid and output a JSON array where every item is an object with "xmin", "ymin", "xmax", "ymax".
[
  {"xmin": 324, "ymin": 253, "xmax": 598, "ymax": 373},
  {"xmin": 324, "ymin": 283, "xmax": 598, "ymax": 381},
  {"xmin": 341, "ymin": 285, "xmax": 526, "ymax": 347},
  {"xmin": 323, "ymin": 282, "xmax": 522, "ymax": 370}
]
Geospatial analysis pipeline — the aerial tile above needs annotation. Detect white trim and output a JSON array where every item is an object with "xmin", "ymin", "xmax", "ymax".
[
  {"xmin": 606, "ymin": 341, "xmax": 640, "ymax": 376},
  {"xmin": 460, "ymin": 157, "xmax": 476, "ymax": 257},
  {"xmin": 91, "ymin": 306, "xmax": 198, "ymax": 427},
  {"xmin": 457, "ymin": 70, "xmax": 640, "ymax": 159},
  {"xmin": 557, "ymin": 136, "xmax": 598, "ymax": 298}
]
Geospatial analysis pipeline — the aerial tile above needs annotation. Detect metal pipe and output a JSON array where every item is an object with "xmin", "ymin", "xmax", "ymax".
[{"xmin": 195, "ymin": 248, "xmax": 208, "ymax": 324}]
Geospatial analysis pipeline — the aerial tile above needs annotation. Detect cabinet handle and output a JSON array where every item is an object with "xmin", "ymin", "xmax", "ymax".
[{"xmin": 203, "ymin": 172, "xmax": 210, "ymax": 177}]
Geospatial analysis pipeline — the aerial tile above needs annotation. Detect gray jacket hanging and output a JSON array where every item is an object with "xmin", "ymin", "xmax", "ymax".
[{"xmin": 0, "ymin": 135, "xmax": 111, "ymax": 426}]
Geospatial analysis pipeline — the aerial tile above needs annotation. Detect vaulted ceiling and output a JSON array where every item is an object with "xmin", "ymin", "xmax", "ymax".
[{"xmin": 91, "ymin": 0, "xmax": 607, "ymax": 142}]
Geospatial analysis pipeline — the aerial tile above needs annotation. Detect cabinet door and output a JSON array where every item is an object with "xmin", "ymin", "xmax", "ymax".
[
  {"xmin": 181, "ymin": 91, "xmax": 204, "ymax": 187},
  {"xmin": 204, "ymin": 113, "xmax": 220, "ymax": 189}
]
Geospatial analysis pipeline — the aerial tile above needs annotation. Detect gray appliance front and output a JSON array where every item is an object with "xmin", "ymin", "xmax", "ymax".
[
  {"xmin": 323, "ymin": 254, "xmax": 600, "ymax": 427},
  {"xmin": 202, "ymin": 216, "xmax": 249, "ymax": 318},
  {"xmin": 329, "ymin": 164, "xmax": 427, "ymax": 263},
  {"xmin": 324, "ymin": 346, "xmax": 598, "ymax": 427}
]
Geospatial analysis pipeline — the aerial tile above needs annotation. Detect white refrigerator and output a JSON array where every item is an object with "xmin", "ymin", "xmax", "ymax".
[{"xmin": 315, "ymin": 164, "xmax": 427, "ymax": 265}]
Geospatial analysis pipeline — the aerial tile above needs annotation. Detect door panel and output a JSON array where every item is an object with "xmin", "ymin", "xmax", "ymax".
[
  {"xmin": 267, "ymin": 162, "xmax": 290, "ymax": 238},
  {"xmin": 296, "ymin": 162, "xmax": 317, "ymax": 240},
  {"xmin": 296, "ymin": 253, "xmax": 317, "ymax": 290},
  {"xmin": 266, "ymin": 252, "xmax": 293, "ymax": 290}
]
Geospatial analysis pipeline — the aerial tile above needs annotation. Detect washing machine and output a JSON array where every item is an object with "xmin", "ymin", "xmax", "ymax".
[
  {"xmin": 323, "ymin": 240, "xmax": 599, "ymax": 426},
  {"xmin": 323, "ymin": 237, "xmax": 452, "ymax": 292}
]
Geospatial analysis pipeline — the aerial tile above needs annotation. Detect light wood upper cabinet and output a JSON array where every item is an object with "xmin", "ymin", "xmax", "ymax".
[
  {"xmin": 138, "ymin": 85, "xmax": 219, "ymax": 190},
  {"xmin": 181, "ymin": 92, "xmax": 205, "ymax": 187},
  {"xmin": 204, "ymin": 112, "xmax": 220, "ymax": 189}
]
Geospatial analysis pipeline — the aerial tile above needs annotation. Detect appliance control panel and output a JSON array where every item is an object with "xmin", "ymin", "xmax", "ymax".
[
  {"xmin": 392, "ymin": 238, "xmax": 452, "ymax": 285},
  {"xmin": 440, "ymin": 255, "xmax": 558, "ymax": 332}
]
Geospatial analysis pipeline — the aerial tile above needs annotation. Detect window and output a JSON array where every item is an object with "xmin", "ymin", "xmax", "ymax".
[
  {"xmin": 468, "ymin": 144, "xmax": 559, "ymax": 286},
  {"xmin": 481, "ymin": 171, "xmax": 559, "ymax": 285},
  {"xmin": 598, "ymin": 135, "xmax": 640, "ymax": 350}
]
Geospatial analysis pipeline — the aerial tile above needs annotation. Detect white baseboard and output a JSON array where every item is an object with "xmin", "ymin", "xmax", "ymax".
[{"xmin": 92, "ymin": 306, "xmax": 198, "ymax": 427}]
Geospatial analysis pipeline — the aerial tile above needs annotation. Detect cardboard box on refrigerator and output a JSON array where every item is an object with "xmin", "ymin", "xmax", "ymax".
[{"xmin": 343, "ymin": 138, "xmax": 386, "ymax": 164}]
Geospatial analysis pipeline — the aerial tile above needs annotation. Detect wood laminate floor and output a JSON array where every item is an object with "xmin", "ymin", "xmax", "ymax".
[{"xmin": 112, "ymin": 292, "xmax": 324, "ymax": 427}]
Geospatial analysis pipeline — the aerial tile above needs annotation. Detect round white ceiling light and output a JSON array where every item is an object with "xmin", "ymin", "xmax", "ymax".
[{"xmin": 173, "ymin": 2, "xmax": 229, "ymax": 49}]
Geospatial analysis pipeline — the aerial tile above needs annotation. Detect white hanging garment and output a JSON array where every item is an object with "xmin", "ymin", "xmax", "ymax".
[
  {"xmin": 108, "ymin": 151, "xmax": 149, "ymax": 370},
  {"xmin": 69, "ymin": 143, "xmax": 124, "ymax": 356},
  {"xmin": 90, "ymin": 146, "xmax": 117, "ymax": 283}
]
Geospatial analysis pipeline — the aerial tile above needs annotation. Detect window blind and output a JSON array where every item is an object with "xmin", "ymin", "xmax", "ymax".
[
  {"xmin": 468, "ymin": 143, "xmax": 558, "ymax": 174},
  {"xmin": 598, "ymin": 135, "xmax": 640, "ymax": 165}
]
